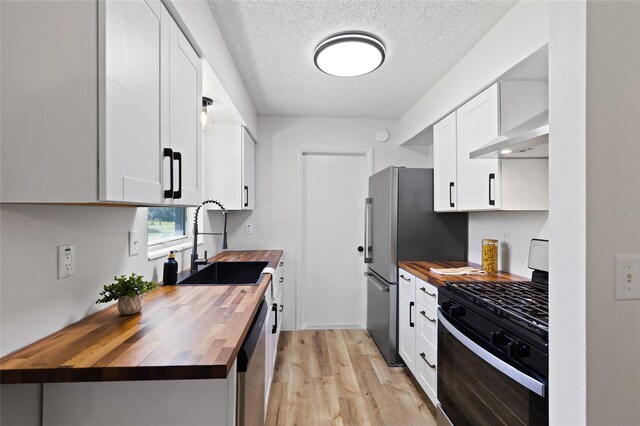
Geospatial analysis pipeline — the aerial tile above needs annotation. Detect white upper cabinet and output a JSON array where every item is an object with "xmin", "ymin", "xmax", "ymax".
[
  {"xmin": 434, "ymin": 81, "xmax": 548, "ymax": 212},
  {"xmin": 0, "ymin": 0, "xmax": 201, "ymax": 206},
  {"xmin": 162, "ymin": 8, "xmax": 202, "ymax": 206},
  {"xmin": 205, "ymin": 125, "xmax": 256, "ymax": 210},
  {"xmin": 242, "ymin": 128, "xmax": 256, "ymax": 210},
  {"xmin": 456, "ymin": 83, "xmax": 502, "ymax": 211},
  {"xmin": 101, "ymin": 0, "xmax": 163, "ymax": 204},
  {"xmin": 433, "ymin": 111, "xmax": 458, "ymax": 212}
]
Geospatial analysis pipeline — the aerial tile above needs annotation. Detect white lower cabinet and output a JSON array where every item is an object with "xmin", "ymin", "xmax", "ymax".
[
  {"xmin": 416, "ymin": 341, "xmax": 438, "ymax": 404},
  {"xmin": 399, "ymin": 269, "xmax": 417, "ymax": 374},
  {"xmin": 41, "ymin": 366, "xmax": 238, "ymax": 426},
  {"xmin": 264, "ymin": 259, "xmax": 285, "ymax": 416},
  {"xmin": 265, "ymin": 283, "xmax": 274, "ymax": 415},
  {"xmin": 416, "ymin": 303, "xmax": 438, "ymax": 350},
  {"xmin": 398, "ymin": 268, "xmax": 439, "ymax": 407}
]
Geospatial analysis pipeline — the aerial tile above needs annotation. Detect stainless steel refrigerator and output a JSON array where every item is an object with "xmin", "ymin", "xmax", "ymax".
[{"xmin": 364, "ymin": 167, "xmax": 467, "ymax": 366}]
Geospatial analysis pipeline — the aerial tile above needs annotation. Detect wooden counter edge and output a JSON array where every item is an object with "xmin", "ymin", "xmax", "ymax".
[
  {"xmin": 398, "ymin": 260, "xmax": 529, "ymax": 287},
  {"xmin": 0, "ymin": 250, "xmax": 283, "ymax": 384}
]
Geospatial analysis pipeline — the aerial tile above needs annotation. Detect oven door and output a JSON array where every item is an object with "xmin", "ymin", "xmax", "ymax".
[{"xmin": 437, "ymin": 311, "xmax": 548, "ymax": 426}]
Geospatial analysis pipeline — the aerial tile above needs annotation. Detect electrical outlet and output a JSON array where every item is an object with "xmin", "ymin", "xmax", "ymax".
[
  {"xmin": 57, "ymin": 244, "xmax": 76, "ymax": 279},
  {"xmin": 129, "ymin": 230, "xmax": 141, "ymax": 256},
  {"xmin": 614, "ymin": 255, "xmax": 640, "ymax": 300},
  {"xmin": 245, "ymin": 223, "xmax": 253, "ymax": 235}
]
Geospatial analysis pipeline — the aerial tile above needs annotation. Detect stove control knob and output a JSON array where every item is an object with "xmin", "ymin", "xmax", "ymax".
[
  {"xmin": 508, "ymin": 340, "xmax": 530, "ymax": 358},
  {"xmin": 450, "ymin": 305, "xmax": 466, "ymax": 318},
  {"xmin": 491, "ymin": 331, "xmax": 508, "ymax": 346},
  {"xmin": 440, "ymin": 300, "xmax": 453, "ymax": 313}
]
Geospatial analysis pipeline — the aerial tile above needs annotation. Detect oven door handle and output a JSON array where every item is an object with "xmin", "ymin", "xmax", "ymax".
[{"xmin": 438, "ymin": 311, "xmax": 546, "ymax": 397}]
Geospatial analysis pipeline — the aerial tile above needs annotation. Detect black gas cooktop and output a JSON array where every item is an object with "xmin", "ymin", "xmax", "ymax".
[{"xmin": 444, "ymin": 280, "xmax": 549, "ymax": 338}]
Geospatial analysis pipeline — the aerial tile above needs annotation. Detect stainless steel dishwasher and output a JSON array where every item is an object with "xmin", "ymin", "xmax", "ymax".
[{"xmin": 237, "ymin": 300, "xmax": 268, "ymax": 426}]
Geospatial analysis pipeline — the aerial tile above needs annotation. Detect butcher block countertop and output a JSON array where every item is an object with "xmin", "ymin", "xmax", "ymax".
[
  {"xmin": 0, "ymin": 250, "xmax": 283, "ymax": 384},
  {"xmin": 399, "ymin": 260, "xmax": 529, "ymax": 287}
]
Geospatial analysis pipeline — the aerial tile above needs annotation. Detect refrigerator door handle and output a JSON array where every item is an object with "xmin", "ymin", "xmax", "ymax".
[
  {"xmin": 365, "ymin": 272, "xmax": 389, "ymax": 292},
  {"xmin": 364, "ymin": 198, "xmax": 373, "ymax": 263}
]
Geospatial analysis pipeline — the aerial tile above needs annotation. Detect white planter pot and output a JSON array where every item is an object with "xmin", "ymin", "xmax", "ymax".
[{"xmin": 117, "ymin": 294, "xmax": 144, "ymax": 316}]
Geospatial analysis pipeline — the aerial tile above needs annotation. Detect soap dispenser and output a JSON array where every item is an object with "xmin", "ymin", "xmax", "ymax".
[{"xmin": 163, "ymin": 251, "xmax": 178, "ymax": 285}]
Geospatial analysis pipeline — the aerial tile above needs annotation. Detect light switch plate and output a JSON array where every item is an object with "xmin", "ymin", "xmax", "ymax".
[
  {"xmin": 57, "ymin": 244, "xmax": 75, "ymax": 279},
  {"xmin": 129, "ymin": 230, "xmax": 141, "ymax": 256},
  {"xmin": 614, "ymin": 255, "xmax": 640, "ymax": 300}
]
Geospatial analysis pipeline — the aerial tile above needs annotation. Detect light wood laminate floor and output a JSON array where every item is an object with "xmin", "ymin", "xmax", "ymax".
[{"xmin": 266, "ymin": 329, "xmax": 437, "ymax": 426}]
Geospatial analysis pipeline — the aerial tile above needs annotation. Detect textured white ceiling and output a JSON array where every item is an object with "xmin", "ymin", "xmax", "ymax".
[{"xmin": 208, "ymin": 0, "xmax": 516, "ymax": 118}]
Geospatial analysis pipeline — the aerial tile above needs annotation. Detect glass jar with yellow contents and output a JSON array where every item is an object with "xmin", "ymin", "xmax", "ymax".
[{"xmin": 482, "ymin": 239, "xmax": 498, "ymax": 274}]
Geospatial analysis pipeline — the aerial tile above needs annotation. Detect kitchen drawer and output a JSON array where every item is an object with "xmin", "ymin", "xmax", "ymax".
[
  {"xmin": 416, "ymin": 302, "xmax": 438, "ymax": 349},
  {"xmin": 415, "ymin": 277, "xmax": 437, "ymax": 312},
  {"xmin": 399, "ymin": 268, "xmax": 415, "ymax": 302},
  {"xmin": 416, "ymin": 341, "xmax": 438, "ymax": 406}
]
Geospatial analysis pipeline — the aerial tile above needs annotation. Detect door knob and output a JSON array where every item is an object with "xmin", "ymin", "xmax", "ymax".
[{"xmin": 357, "ymin": 246, "xmax": 364, "ymax": 252}]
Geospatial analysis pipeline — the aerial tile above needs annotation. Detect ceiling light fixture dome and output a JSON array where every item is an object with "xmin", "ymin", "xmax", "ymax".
[{"xmin": 314, "ymin": 32, "xmax": 385, "ymax": 77}]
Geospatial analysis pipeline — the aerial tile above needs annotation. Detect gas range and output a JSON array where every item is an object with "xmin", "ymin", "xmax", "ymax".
[
  {"xmin": 443, "ymin": 279, "xmax": 548, "ymax": 339},
  {"xmin": 437, "ymin": 239, "xmax": 549, "ymax": 426},
  {"xmin": 439, "ymin": 278, "xmax": 549, "ymax": 379}
]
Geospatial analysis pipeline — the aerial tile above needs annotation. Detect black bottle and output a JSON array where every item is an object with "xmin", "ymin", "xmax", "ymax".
[{"xmin": 163, "ymin": 251, "xmax": 178, "ymax": 285}]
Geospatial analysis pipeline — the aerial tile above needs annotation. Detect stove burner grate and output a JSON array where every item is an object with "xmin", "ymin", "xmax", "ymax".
[{"xmin": 445, "ymin": 280, "xmax": 548, "ymax": 335}]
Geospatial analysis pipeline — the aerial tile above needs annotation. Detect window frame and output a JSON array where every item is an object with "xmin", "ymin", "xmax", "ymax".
[
  {"xmin": 147, "ymin": 206, "xmax": 188, "ymax": 247},
  {"xmin": 147, "ymin": 207, "xmax": 202, "ymax": 260}
]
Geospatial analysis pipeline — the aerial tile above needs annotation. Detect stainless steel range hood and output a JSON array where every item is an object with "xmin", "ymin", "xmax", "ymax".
[{"xmin": 470, "ymin": 110, "xmax": 549, "ymax": 159}]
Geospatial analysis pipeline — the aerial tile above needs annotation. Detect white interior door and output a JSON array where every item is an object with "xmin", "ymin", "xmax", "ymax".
[{"xmin": 298, "ymin": 150, "xmax": 371, "ymax": 329}]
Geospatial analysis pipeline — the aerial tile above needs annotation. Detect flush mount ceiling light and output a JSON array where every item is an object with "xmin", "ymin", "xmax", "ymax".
[{"xmin": 314, "ymin": 32, "xmax": 385, "ymax": 77}]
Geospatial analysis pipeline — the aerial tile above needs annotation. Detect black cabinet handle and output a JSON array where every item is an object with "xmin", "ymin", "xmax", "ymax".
[
  {"xmin": 488, "ymin": 173, "xmax": 495, "ymax": 206},
  {"xmin": 279, "ymin": 277, "xmax": 284, "ymax": 283},
  {"xmin": 400, "ymin": 274, "xmax": 411, "ymax": 282},
  {"xmin": 409, "ymin": 301, "xmax": 415, "ymax": 328},
  {"xmin": 420, "ymin": 352, "xmax": 436, "ymax": 369},
  {"xmin": 244, "ymin": 186, "xmax": 249, "ymax": 207},
  {"xmin": 279, "ymin": 304, "xmax": 283, "ymax": 312},
  {"xmin": 449, "ymin": 182, "xmax": 455, "ymax": 208},
  {"xmin": 419, "ymin": 287, "xmax": 436, "ymax": 298},
  {"xmin": 272, "ymin": 303, "xmax": 278, "ymax": 334},
  {"xmin": 163, "ymin": 148, "xmax": 174, "ymax": 199},
  {"xmin": 279, "ymin": 262, "xmax": 284, "ymax": 267},
  {"xmin": 173, "ymin": 151, "xmax": 182, "ymax": 199},
  {"xmin": 357, "ymin": 246, "xmax": 364, "ymax": 253},
  {"xmin": 420, "ymin": 310, "xmax": 436, "ymax": 323}
]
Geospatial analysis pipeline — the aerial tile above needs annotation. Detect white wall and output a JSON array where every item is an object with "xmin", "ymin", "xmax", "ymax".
[
  {"xmin": 398, "ymin": 1, "xmax": 549, "ymax": 144},
  {"xmin": 219, "ymin": 116, "xmax": 429, "ymax": 330},
  {"xmin": 468, "ymin": 212, "xmax": 548, "ymax": 277},
  {"xmin": 548, "ymin": 1, "xmax": 587, "ymax": 424},
  {"xmin": 0, "ymin": 204, "xmax": 222, "ymax": 357},
  {"xmin": 171, "ymin": 0, "xmax": 258, "ymax": 135},
  {"xmin": 585, "ymin": 2, "xmax": 640, "ymax": 424}
]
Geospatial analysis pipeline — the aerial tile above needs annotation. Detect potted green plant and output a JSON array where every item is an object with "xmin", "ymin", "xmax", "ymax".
[{"xmin": 96, "ymin": 273, "xmax": 158, "ymax": 316}]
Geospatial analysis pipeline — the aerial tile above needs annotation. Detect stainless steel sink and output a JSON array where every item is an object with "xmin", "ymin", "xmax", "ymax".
[{"xmin": 177, "ymin": 261, "xmax": 269, "ymax": 286}]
